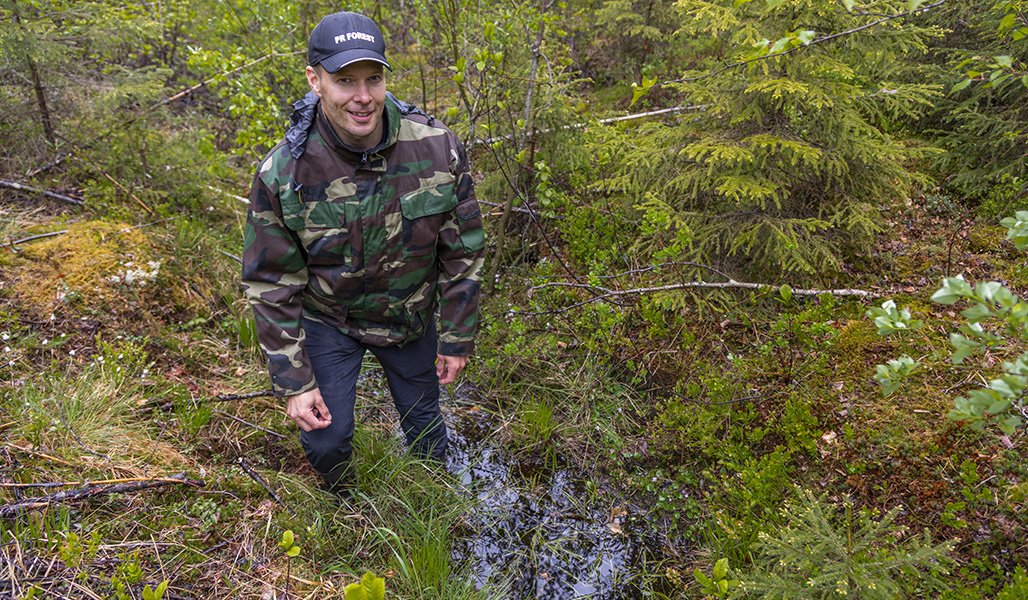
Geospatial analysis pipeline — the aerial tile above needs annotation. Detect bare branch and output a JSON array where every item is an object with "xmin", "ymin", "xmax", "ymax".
[
  {"xmin": 0, "ymin": 179, "xmax": 84, "ymax": 206},
  {"xmin": 524, "ymin": 279, "xmax": 874, "ymax": 314},
  {"xmin": 0, "ymin": 473, "xmax": 203, "ymax": 518}
]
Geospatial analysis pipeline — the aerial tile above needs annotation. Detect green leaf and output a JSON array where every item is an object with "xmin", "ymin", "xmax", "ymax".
[
  {"xmin": 694, "ymin": 568, "xmax": 714, "ymax": 589},
  {"xmin": 842, "ymin": 0, "xmax": 856, "ymax": 10},
  {"xmin": 286, "ymin": 546, "xmax": 300, "ymax": 557},
  {"xmin": 362, "ymin": 573, "xmax": 386, "ymax": 600},
  {"xmin": 950, "ymin": 333, "xmax": 980, "ymax": 364},
  {"xmin": 950, "ymin": 78, "xmax": 972, "ymax": 94},
  {"xmin": 908, "ymin": 0, "xmax": 926, "ymax": 10},
  {"xmin": 344, "ymin": 582, "xmax": 369, "ymax": 600},
  {"xmin": 796, "ymin": 30, "xmax": 816, "ymax": 45},
  {"xmin": 987, "ymin": 398, "xmax": 1011, "ymax": 414},
  {"xmin": 1000, "ymin": 12, "xmax": 1017, "ymax": 32},
  {"xmin": 932, "ymin": 276, "xmax": 972, "ymax": 304},
  {"xmin": 999, "ymin": 415, "xmax": 1022, "ymax": 434},
  {"xmin": 960, "ymin": 303, "xmax": 992, "ymax": 322},
  {"xmin": 733, "ymin": 0, "xmax": 753, "ymax": 7},
  {"xmin": 714, "ymin": 557, "xmax": 729, "ymax": 580},
  {"xmin": 995, "ymin": 55, "xmax": 1013, "ymax": 69},
  {"xmin": 1022, "ymin": 75, "xmax": 1028, "ymax": 88},
  {"xmin": 765, "ymin": 0, "xmax": 785, "ymax": 6},
  {"xmin": 155, "ymin": 581, "xmax": 168, "ymax": 598},
  {"xmin": 779, "ymin": 284, "xmax": 793, "ymax": 302},
  {"xmin": 769, "ymin": 36, "xmax": 791, "ymax": 54},
  {"xmin": 279, "ymin": 530, "xmax": 294, "ymax": 550}
]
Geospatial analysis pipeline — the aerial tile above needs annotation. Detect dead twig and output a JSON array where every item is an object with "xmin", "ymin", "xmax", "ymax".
[
  {"xmin": 236, "ymin": 458, "xmax": 294, "ymax": 515},
  {"xmin": 212, "ymin": 409, "xmax": 286, "ymax": 440},
  {"xmin": 212, "ymin": 390, "xmax": 276, "ymax": 402},
  {"xmin": 0, "ymin": 179, "xmax": 84, "ymax": 206},
  {"xmin": 0, "ymin": 473, "xmax": 203, "ymax": 518},
  {"xmin": 523, "ymin": 279, "xmax": 874, "ymax": 314},
  {"xmin": 5, "ymin": 230, "xmax": 68, "ymax": 248}
]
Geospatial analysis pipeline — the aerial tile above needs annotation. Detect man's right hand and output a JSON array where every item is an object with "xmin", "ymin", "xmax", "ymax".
[{"xmin": 286, "ymin": 388, "xmax": 332, "ymax": 431}]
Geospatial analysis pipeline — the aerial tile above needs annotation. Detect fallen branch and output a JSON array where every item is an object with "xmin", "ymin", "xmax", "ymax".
[
  {"xmin": 237, "ymin": 457, "xmax": 293, "ymax": 514},
  {"xmin": 5, "ymin": 230, "xmax": 68, "ymax": 248},
  {"xmin": 211, "ymin": 390, "xmax": 276, "ymax": 402},
  {"xmin": 0, "ymin": 179, "xmax": 84, "ymax": 206},
  {"xmin": 0, "ymin": 473, "xmax": 203, "ymax": 518},
  {"xmin": 525, "ymin": 279, "xmax": 874, "ymax": 313},
  {"xmin": 212, "ymin": 408, "xmax": 285, "ymax": 440}
]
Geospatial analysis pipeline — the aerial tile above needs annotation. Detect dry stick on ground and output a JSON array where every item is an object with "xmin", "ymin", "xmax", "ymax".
[
  {"xmin": 5, "ymin": 230, "xmax": 68, "ymax": 248},
  {"xmin": 0, "ymin": 179, "xmax": 84, "ymax": 206},
  {"xmin": 211, "ymin": 390, "xmax": 276, "ymax": 402},
  {"xmin": 212, "ymin": 409, "xmax": 285, "ymax": 440},
  {"xmin": 524, "ymin": 279, "xmax": 874, "ymax": 314},
  {"xmin": 0, "ymin": 473, "xmax": 203, "ymax": 518},
  {"xmin": 236, "ymin": 458, "xmax": 294, "ymax": 515}
]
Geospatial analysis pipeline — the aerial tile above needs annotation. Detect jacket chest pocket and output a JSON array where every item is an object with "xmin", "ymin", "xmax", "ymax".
[
  {"xmin": 399, "ymin": 180, "xmax": 457, "ymax": 258},
  {"xmin": 284, "ymin": 197, "xmax": 351, "ymax": 267}
]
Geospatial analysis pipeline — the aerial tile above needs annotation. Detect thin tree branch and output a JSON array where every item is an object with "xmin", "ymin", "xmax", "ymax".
[
  {"xmin": 237, "ymin": 458, "xmax": 292, "ymax": 514},
  {"xmin": 671, "ymin": 0, "xmax": 947, "ymax": 84},
  {"xmin": 0, "ymin": 180, "xmax": 84, "ymax": 206},
  {"xmin": 5, "ymin": 230, "xmax": 68, "ymax": 248},
  {"xmin": 0, "ymin": 473, "xmax": 202, "ymax": 518},
  {"xmin": 475, "ymin": 104, "xmax": 706, "ymax": 146},
  {"xmin": 212, "ymin": 409, "xmax": 285, "ymax": 440},
  {"xmin": 524, "ymin": 279, "xmax": 874, "ymax": 314}
]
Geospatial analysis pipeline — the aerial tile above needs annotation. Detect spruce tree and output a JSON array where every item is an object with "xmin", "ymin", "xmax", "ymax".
[{"xmin": 592, "ymin": 0, "xmax": 945, "ymax": 279}]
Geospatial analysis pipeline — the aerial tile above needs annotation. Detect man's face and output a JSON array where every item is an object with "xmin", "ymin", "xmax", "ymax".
[{"xmin": 306, "ymin": 61, "xmax": 386, "ymax": 150}]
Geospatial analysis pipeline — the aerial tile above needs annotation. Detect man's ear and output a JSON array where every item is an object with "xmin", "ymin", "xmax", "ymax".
[{"xmin": 305, "ymin": 66, "xmax": 322, "ymax": 97}]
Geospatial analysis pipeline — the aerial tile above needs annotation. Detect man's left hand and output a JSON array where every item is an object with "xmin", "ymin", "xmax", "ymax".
[{"xmin": 436, "ymin": 354, "xmax": 467, "ymax": 385}]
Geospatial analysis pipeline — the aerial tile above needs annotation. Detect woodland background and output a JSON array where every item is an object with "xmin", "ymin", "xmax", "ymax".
[{"xmin": 1, "ymin": 0, "xmax": 1027, "ymax": 598}]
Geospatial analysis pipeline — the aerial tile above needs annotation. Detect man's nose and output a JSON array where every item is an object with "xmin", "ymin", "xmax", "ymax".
[{"xmin": 354, "ymin": 83, "xmax": 372, "ymax": 103}]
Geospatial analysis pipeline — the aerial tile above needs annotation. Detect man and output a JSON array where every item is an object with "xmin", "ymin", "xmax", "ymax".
[{"xmin": 242, "ymin": 11, "xmax": 485, "ymax": 494}]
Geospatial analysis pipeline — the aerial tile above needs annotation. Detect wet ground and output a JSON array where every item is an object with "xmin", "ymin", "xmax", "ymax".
[{"xmin": 441, "ymin": 386, "xmax": 673, "ymax": 599}]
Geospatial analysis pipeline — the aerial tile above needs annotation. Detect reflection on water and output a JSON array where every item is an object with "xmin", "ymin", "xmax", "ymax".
[{"xmin": 444, "ymin": 399, "xmax": 662, "ymax": 599}]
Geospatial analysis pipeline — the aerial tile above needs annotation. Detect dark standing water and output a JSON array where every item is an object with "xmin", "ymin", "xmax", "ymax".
[{"xmin": 442, "ymin": 392, "xmax": 672, "ymax": 599}]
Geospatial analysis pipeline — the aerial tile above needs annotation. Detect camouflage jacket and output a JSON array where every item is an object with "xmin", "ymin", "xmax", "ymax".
[{"xmin": 242, "ymin": 93, "xmax": 485, "ymax": 396}]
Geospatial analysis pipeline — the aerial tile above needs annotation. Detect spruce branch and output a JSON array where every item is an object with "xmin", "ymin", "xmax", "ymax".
[{"xmin": 671, "ymin": 0, "xmax": 947, "ymax": 84}]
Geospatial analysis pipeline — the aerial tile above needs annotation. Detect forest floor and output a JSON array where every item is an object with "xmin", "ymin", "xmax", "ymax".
[{"xmin": 0, "ymin": 188, "xmax": 1025, "ymax": 599}]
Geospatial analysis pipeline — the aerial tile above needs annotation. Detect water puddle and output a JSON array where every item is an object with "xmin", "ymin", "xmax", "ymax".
[{"xmin": 443, "ymin": 390, "xmax": 672, "ymax": 599}]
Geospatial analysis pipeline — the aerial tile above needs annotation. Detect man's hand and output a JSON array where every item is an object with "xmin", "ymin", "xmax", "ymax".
[
  {"xmin": 436, "ymin": 354, "xmax": 468, "ymax": 385},
  {"xmin": 286, "ymin": 388, "xmax": 332, "ymax": 432}
]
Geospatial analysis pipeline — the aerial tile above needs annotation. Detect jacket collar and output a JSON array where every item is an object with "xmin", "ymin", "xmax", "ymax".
[{"xmin": 286, "ymin": 91, "xmax": 401, "ymax": 162}]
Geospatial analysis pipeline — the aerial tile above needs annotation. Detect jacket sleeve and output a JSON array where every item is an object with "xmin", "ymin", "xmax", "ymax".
[
  {"xmin": 241, "ymin": 160, "xmax": 317, "ymax": 396},
  {"xmin": 435, "ymin": 136, "xmax": 486, "ymax": 356}
]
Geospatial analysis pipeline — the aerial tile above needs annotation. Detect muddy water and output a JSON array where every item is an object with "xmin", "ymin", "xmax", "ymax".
[{"xmin": 443, "ymin": 394, "xmax": 670, "ymax": 599}]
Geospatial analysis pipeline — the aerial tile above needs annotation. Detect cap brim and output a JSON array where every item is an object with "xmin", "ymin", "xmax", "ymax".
[{"xmin": 320, "ymin": 49, "xmax": 392, "ymax": 73}]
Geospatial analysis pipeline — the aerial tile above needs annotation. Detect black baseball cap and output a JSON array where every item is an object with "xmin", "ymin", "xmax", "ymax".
[{"xmin": 307, "ymin": 12, "xmax": 391, "ymax": 73}]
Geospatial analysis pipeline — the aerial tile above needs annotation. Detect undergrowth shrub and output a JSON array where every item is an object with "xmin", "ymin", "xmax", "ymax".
[{"xmin": 737, "ymin": 488, "xmax": 955, "ymax": 599}]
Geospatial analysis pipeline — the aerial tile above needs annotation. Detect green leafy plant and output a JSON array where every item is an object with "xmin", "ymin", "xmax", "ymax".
[
  {"xmin": 278, "ymin": 529, "xmax": 301, "ymax": 598},
  {"xmin": 142, "ymin": 580, "xmax": 169, "ymax": 600},
  {"xmin": 694, "ymin": 557, "xmax": 739, "ymax": 598},
  {"xmin": 344, "ymin": 572, "xmax": 386, "ymax": 600},
  {"xmin": 870, "ymin": 212, "xmax": 1028, "ymax": 433}
]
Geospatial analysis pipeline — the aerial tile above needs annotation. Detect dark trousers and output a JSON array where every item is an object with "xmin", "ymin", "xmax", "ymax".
[{"xmin": 299, "ymin": 318, "xmax": 448, "ymax": 490}]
